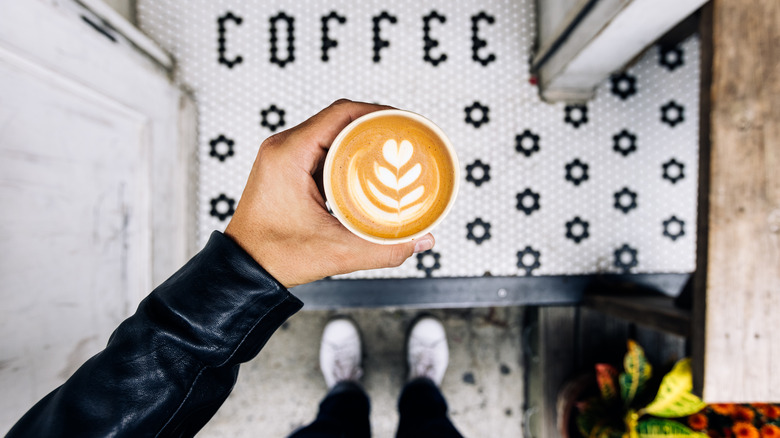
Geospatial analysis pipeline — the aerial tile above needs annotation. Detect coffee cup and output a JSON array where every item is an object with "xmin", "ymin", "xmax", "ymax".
[{"xmin": 323, "ymin": 109, "xmax": 459, "ymax": 244}]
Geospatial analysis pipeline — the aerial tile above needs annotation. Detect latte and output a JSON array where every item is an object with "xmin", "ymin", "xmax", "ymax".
[{"xmin": 324, "ymin": 110, "xmax": 459, "ymax": 244}]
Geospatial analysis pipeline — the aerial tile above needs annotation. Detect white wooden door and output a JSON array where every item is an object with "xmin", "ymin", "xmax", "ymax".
[{"xmin": 0, "ymin": 0, "xmax": 194, "ymax": 430}]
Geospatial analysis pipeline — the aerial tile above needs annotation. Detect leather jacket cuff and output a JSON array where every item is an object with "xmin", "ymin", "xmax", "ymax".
[
  {"xmin": 135, "ymin": 230, "xmax": 304, "ymax": 365},
  {"xmin": 7, "ymin": 231, "xmax": 303, "ymax": 438}
]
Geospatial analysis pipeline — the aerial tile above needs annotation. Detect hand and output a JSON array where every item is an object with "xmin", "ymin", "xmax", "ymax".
[{"xmin": 225, "ymin": 99, "xmax": 435, "ymax": 288}]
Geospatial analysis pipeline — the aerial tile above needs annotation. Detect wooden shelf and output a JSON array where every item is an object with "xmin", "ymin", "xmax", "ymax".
[
  {"xmin": 583, "ymin": 293, "xmax": 691, "ymax": 337},
  {"xmin": 692, "ymin": 0, "xmax": 780, "ymax": 402}
]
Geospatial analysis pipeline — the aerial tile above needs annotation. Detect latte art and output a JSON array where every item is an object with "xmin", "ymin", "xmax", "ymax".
[
  {"xmin": 350, "ymin": 139, "xmax": 439, "ymax": 225},
  {"xmin": 325, "ymin": 110, "xmax": 458, "ymax": 242}
]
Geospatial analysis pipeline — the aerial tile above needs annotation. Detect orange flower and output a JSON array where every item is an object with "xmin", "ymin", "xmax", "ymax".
[
  {"xmin": 733, "ymin": 406, "xmax": 756, "ymax": 423},
  {"xmin": 733, "ymin": 422, "xmax": 759, "ymax": 438},
  {"xmin": 712, "ymin": 404, "xmax": 737, "ymax": 416},
  {"xmin": 761, "ymin": 424, "xmax": 780, "ymax": 438},
  {"xmin": 689, "ymin": 413, "xmax": 709, "ymax": 431},
  {"xmin": 756, "ymin": 404, "xmax": 780, "ymax": 420}
]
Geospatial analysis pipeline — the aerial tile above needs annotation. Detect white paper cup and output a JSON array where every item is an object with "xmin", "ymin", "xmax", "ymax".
[{"xmin": 323, "ymin": 109, "xmax": 460, "ymax": 245}]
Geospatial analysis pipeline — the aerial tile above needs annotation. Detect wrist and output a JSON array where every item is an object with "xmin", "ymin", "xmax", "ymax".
[{"xmin": 225, "ymin": 216, "xmax": 307, "ymax": 288}]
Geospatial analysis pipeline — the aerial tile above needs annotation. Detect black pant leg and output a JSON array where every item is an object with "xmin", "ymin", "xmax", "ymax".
[
  {"xmin": 396, "ymin": 377, "xmax": 463, "ymax": 438},
  {"xmin": 289, "ymin": 381, "xmax": 371, "ymax": 438}
]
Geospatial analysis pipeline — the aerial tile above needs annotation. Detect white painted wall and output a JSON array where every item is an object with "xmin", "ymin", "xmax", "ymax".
[
  {"xmin": 99, "ymin": 0, "xmax": 136, "ymax": 23},
  {"xmin": 0, "ymin": 51, "xmax": 152, "ymax": 423},
  {"xmin": 0, "ymin": 0, "xmax": 193, "ymax": 430}
]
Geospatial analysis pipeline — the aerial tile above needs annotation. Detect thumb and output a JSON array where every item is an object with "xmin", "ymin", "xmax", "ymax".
[{"xmin": 354, "ymin": 233, "xmax": 435, "ymax": 271}]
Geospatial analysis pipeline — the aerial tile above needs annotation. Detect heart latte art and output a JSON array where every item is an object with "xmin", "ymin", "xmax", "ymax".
[
  {"xmin": 350, "ymin": 139, "xmax": 437, "ymax": 224},
  {"xmin": 326, "ymin": 113, "xmax": 457, "ymax": 241}
]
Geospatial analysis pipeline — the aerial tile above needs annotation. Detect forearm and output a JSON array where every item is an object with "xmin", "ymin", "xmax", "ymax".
[{"xmin": 7, "ymin": 231, "xmax": 302, "ymax": 438}]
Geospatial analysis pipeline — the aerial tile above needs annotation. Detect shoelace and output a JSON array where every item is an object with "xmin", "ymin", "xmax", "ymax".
[
  {"xmin": 412, "ymin": 352, "xmax": 435, "ymax": 380},
  {"xmin": 331, "ymin": 344, "xmax": 363, "ymax": 382},
  {"xmin": 411, "ymin": 338, "xmax": 443, "ymax": 380}
]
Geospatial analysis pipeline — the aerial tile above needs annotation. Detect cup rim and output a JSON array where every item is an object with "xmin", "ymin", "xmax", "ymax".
[{"xmin": 323, "ymin": 109, "xmax": 460, "ymax": 245}]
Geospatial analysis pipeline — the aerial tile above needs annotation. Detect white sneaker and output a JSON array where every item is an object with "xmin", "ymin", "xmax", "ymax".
[
  {"xmin": 407, "ymin": 316, "xmax": 449, "ymax": 386},
  {"xmin": 319, "ymin": 318, "xmax": 364, "ymax": 389}
]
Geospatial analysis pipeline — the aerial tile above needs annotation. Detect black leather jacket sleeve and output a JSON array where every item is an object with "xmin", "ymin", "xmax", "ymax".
[{"xmin": 7, "ymin": 231, "xmax": 303, "ymax": 438}]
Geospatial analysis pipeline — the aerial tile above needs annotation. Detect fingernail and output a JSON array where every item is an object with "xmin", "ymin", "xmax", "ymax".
[{"xmin": 413, "ymin": 236, "xmax": 434, "ymax": 254}]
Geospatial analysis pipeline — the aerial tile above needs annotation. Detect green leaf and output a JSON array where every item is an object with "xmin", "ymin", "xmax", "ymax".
[
  {"xmin": 596, "ymin": 363, "xmax": 620, "ymax": 404},
  {"xmin": 641, "ymin": 359, "xmax": 706, "ymax": 418},
  {"xmin": 620, "ymin": 340, "xmax": 652, "ymax": 407},
  {"xmin": 577, "ymin": 414, "xmax": 597, "ymax": 437},
  {"xmin": 576, "ymin": 398, "xmax": 603, "ymax": 437},
  {"xmin": 624, "ymin": 410, "xmax": 639, "ymax": 438},
  {"xmin": 588, "ymin": 422, "xmax": 624, "ymax": 438},
  {"xmin": 636, "ymin": 418, "xmax": 707, "ymax": 438},
  {"xmin": 577, "ymin": 413, "xmax": 594, "ymax": 437}
]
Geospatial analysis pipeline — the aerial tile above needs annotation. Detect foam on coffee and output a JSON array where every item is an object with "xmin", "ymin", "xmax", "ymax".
[{"xmin": 328, "ymin": 113, "xmax": 456, "ymax": 240}]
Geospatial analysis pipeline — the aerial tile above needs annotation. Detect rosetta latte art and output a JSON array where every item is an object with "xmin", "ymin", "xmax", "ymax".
[{"xmin": 348, "ymin": 139, "xmax": 440, "ymax": 225}]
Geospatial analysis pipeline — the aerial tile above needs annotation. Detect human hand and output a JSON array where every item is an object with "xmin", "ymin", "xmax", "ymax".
[{"xmin": 225, "ymin": 99, "xmax": 435, "ymax": 288}]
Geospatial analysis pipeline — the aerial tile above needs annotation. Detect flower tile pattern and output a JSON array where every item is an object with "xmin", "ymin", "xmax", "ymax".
[{"xmin": 139, "ymin": 0, "xmax": 699, "ymax": 278}]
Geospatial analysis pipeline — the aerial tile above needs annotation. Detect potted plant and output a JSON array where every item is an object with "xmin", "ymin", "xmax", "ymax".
[{"xmin": 575, "ymin": 340, "xmax": 707, "ymax": 438}]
